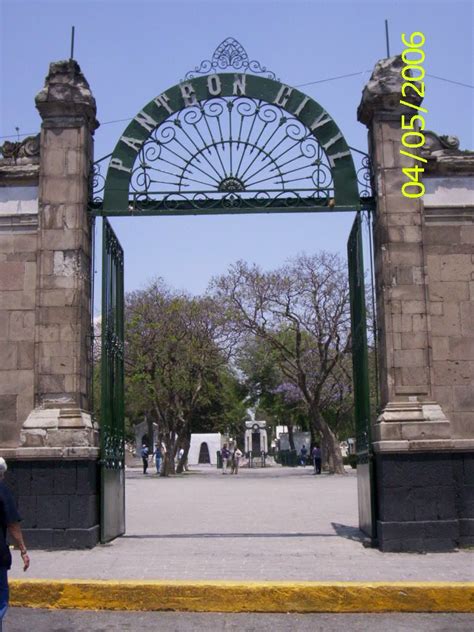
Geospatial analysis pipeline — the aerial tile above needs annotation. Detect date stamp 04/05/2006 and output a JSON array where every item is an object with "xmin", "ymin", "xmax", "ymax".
[{"xmin": 399, "ymin": 31, "xmax": 427, "ymax": 199}]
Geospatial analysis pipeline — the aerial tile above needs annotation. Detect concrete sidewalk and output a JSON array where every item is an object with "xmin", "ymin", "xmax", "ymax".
[{"xmin": 10, "ymin": 466, "xmax": 473, "ymax": 583}]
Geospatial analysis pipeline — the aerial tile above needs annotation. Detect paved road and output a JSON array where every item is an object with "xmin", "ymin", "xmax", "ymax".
[
  {"xmin": 6, "ymin": 609, "xmax": 474, "ymax": 631},
  {"xmin": 9, "ymin": 466, "xmax": 473, "ymax": 581}
]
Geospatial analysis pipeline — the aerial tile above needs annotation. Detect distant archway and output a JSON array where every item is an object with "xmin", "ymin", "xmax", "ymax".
[{"xmin": 198, "ymin": 442, "xmax": 211, "ymax": 464}]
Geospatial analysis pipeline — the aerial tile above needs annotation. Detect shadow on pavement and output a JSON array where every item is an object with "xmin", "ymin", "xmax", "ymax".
[
  {"xmin": 122, "ymin": 530, "xmax": 355, "ymax": 539},
  {"xmin": 331, "ymin": 522, "xmax": 367, "ymax": 543}
]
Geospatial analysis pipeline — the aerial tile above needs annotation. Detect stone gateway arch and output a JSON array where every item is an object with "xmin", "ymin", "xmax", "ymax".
[{"xmin": 0, "ymin": 41, "xmax": 473, "ymax": 552}]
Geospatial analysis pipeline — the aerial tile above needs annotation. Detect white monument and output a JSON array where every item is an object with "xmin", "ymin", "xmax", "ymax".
[
  {"xmin": 188, "ymin": 433, "xmax": 222, "ymax": 465},
  {"xmin": 244, "ymin": 420, "xmax": 268, "ymax": 464}
]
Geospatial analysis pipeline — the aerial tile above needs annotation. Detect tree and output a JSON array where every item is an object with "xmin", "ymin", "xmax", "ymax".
[
  {"xmin": 184, "ymin": 367, "xmax": 249, "ymax": 460},
  {"xmin": 125, "ymin": 280, "xmax": 230, "ymax": 475},
  {"xmin": 237, "ymin": 336, "xmax": 308, "ymax": 450},
  {"xmin": 212, "ymin": 252, "xmax": 352, "ymax": 474}
]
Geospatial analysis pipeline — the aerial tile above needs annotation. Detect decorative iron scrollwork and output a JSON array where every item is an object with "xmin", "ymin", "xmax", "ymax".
[
  {"xmin": 102, "ymin": 430, "xmax": 125, "ymax": 469},
  {"xmin": 90, "ymin": 153, "xmax": 111, "ymax": 206},
  {"xmin": 184, "ymin": 37, "xmax": 277, "ymax": 80},
  {"xmin": 127, "ymin": 95, "xmax": 334, "ymax": 210},
  {"xmin": 349, "ymin": 146, "xmax": 374, "ymax": 199},
  {"xmin": 90, "ymin": 45, "xmax": 371, "ymax": 210},
  {"xmin": 104, "ymin": 325, "xmax": 124, "ymax": 360}
]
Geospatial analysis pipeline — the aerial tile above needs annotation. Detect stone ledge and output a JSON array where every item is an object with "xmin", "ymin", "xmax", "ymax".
[
  {"xmin": 377, "ymin": 402, "xmax": 449, "ymax": 423},
  {"xmin": 0, "ymin": 164, "xmax": 40, "ymax": 182},
  {"xmin": 373, "ymin": 439, "xmax": 474, "ymax": 453},
  {"xmin": 374, "ymin": 421, "xmax": 451, "ymax": 442},
  {"xmin": 21, "ymin": 406, "xmax": 99, "ymax": 448},
  {"xmin": 374, "ymin": 401, "xmax": 454, "ymax": 444},
  {"xmin": 394, "ymin": 386, "xmax": 430, "ymax": 395},
  {"xmin": 21, "ymin": 525, "xmax": 100, "ymax": 550},
  {"xmin": 0, "ymin": 213, "xmax": 38, "ymax": 232},
  {"xmin": 0, "ymin": 447, "xmax": 100, "ymax": 460}
]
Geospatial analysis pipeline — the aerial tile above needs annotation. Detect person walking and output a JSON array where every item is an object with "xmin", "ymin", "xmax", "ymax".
[
  {"xmin": 300, "ymin": 444, "xmax": 308, "ymax": 467},
  {"xmin": 231, "ymin": 447, "xmax": 243, "ymax": 474},
  {"xmin": 153, "ymin": 443, "xmax": 162, "ymax": 475},
  {"xmin": 312, "ymin": 444, "xmax": 322, "ymax": 474},
  {"xmin": 221, "ymin": 444, "xmax": 230, "ymax": 473},
  {"xmin": 0, "ymin": 457, "xmax": 30, "ymax": 631},
  {"xmin": 140, "ymin": 443, "xmax": 149, "ymax": 474}
]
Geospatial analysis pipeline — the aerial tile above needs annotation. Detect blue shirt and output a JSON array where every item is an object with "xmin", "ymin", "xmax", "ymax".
[{"xmin": 0, "ymin": 481, "xmax": 21, "ymax": 569}]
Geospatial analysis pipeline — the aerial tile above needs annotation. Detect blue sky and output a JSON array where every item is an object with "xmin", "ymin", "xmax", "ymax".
[{"xmin": 1, "ymin": 0, "xmax": 473, "ymax": 305}]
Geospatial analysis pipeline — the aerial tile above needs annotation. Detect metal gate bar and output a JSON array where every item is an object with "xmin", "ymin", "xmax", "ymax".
[{"xmin": 100, "ymin": 217, "xmax": 125, "ymax": 543}]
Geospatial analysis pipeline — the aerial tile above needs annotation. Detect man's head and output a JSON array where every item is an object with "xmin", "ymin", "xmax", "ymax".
[{"xmin": 0, "ymin": 457, "xmax": 7, "ymax": 479}]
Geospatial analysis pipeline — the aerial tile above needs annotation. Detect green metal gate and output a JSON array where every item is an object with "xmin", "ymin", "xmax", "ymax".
[
  {"xmin": 347, "ymin": 212, "xmax": 376, "ymax": 541},
  {"xmin": 100, "ymin": 218, "xmax": 125, "ymax": 543}
]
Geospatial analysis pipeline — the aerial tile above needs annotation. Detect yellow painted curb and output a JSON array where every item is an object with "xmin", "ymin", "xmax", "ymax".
[{"xmin": 9, "ymin": 580, "xmax": 474, "ymax": 613}]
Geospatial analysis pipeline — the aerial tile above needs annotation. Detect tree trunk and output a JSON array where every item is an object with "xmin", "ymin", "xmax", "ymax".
[
  {"xmin": 321, "ymin": 434, "xmax": 330, "ymax": 471},
  {"xmin": 161, "ymin": 433, "xmax": 176, "ymax": 476},
  {"xmin": 147, "ymin": 414, "xmax": 155, "ymax": 454},
  {"xmin": 309, "ymin": 424, "xmax": 318, "ymax": 450},
  {"xmin": 176, "ymin": 430, "xmax": 191, "ymax": 474},
  {"xmin": 287, "ymin": 423, "xmax": 296, "ymax": 451},
  {"xmin": 310, "ymin": 408, "xmax": 345, "ymax": 475}
]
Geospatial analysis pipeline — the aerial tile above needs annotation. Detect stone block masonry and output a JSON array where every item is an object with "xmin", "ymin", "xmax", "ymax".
[
  {"xmin": 5, "ymin": 457, "xmax": 100, "ymax": 549},
  {"xmin": 0, "ymin": 179, "xmax": 38, "ymax": 447},
  {"xmin": 375, "ymin": 452, "xmax": 474, "ymax": 551}
]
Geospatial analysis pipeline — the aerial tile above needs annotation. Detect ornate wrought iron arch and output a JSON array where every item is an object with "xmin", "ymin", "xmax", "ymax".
[{"xmin": 96, "ymin": 41, "xmax": 363, "ymax": 216}]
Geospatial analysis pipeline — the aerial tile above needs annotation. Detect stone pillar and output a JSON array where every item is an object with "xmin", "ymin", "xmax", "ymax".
[
  {"xmin": 358, "ymin": 56, "xmax": 472, "ymax": 551},
  {"xmin": 24, "ymin": 60, "xmax": 98, "ymax": 445},
  {"xmin": 1, "ymin": 61, "xmax": 100, "ymax": 548}
]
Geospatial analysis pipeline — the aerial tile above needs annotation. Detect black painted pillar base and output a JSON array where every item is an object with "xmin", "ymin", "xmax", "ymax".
[
  {"xmin": 5, "ymin": 459, "xmax": 100, "ymax": 549},
  {"xmin": 375, "ymin": 451, "xmax": 474, "ymax": 552}
]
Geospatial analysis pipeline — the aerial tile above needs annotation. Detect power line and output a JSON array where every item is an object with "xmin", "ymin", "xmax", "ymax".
[
  {"xmin": 295, "ymin": 70, "xmax": 370, "ymax": 88},
  {"xmin": 1, "ymin": 70, "xmax": 472, "ymax": 141},
  {"xmin": 426, "ymin": 73, "xmax": 474, "ymax": 89}
]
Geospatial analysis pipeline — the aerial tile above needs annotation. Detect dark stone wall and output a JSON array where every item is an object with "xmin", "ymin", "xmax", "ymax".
[
  {"xmin": 375, "ymin": 451, "xmax": 474, "ymax": 552},
  {"xmin": 5, "ymin": 459, "xmax": 100, "ymax": 549}
]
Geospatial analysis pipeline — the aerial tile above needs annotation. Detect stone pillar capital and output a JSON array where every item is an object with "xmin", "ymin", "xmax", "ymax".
[
  {"xmin": 357, "ymin": 55, "xmax": 423, "ymax": 127},
  {"xmin": 35, "ymin": 60, "xmax": 99, "ymax": 132}
]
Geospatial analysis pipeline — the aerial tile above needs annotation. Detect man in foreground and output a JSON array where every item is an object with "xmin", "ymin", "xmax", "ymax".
[{"xmin": 0, "ymin": 457, "xmax": 29, "ymax": 631}]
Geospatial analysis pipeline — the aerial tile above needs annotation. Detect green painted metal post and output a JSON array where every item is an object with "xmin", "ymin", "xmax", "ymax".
[{"xmin": 347, "ymin": 212, "xmax": 376, "ymax": 541}]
